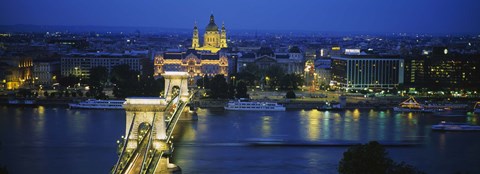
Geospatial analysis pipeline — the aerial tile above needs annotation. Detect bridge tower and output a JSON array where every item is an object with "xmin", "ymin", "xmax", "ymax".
[
  {"xmin": 115, "ymin": 71, "xmax": 191, "ymax": 173},
  {"xmin": 163, "ymin": 72, "xmax": 189, "ymax": 102}
]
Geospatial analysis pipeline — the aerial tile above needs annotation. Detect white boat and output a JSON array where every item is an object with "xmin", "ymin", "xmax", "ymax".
[
  {"xmin": 224, "ymin": 98, "xmax": 286, "ymax": 111},
  {"xmin": 474, "ymin": 102, "xmax": 480, "ymax": 114},
  {"xmin": 69, "ymin": 99, "xmax": 125, "ymax": 109},
  {"xmin": 431, "ymin": 121, "xmax": 480, "ymax": 131}
]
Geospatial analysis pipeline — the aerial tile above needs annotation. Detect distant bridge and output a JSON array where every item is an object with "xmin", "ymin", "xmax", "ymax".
[{"xmin": 112, "ymin": 72, "xmax": 194, "ymax": 174}]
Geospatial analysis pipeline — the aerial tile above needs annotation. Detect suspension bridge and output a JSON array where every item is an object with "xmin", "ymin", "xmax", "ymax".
[{"xmin": 112, "ymin": 72, "xmax": 195, "ymax": 174}]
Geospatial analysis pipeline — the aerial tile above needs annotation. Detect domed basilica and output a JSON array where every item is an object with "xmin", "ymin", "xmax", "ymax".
[{"xmin": 192, "ymin": 14, "xmax": 227, "ymax": 53}]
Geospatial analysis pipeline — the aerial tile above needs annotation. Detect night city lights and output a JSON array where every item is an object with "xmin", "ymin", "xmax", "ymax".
[{"xmin": 1, "ymin": 0, "xmax": 480, "ymax": 174}]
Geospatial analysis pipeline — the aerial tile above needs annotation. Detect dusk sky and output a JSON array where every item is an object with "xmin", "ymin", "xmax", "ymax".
[{"xmin": 1, "ymin": 0, "xmax": 480, "ymax": 34}]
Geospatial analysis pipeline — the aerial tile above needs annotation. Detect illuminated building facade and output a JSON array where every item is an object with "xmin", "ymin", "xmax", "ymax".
[
  {"xmin": 191, "ymin": 14, "xmax": 227, "ymax": 53},
  {"xmin": 314, "ymin": 58, "xmax": 331, "ymax": 86},
  {"xmin": 237, "ymin": 47, "xmax": 304, "ymax": 74},
  {"xmin": 61, "ymin": 53, "xmax": 144, "ymax": 78},
  {"xmin": 33, "ymin": 61, "xmax": 59, "ymax": 86},
  {"xmin": 153, "ymin": 50, "xmax": 228, "ymax": 84},
  {"xmin": 331, "ymin": 55, "xmax": 404, "ymax": 90},
  {"xmin": 404, "ymin": 54, "xmax": 480, "ymax": 90}
]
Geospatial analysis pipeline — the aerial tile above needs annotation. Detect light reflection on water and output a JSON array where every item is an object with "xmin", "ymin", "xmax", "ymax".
[{"xmin": 2, "ymin": 106, "xmax": 480, "ymax": 174}]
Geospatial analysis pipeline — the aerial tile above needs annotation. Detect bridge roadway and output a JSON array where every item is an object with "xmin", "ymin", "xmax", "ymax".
[{"xmin": 113, "ymin": 91, "xmax": 194, "ymax": 174}]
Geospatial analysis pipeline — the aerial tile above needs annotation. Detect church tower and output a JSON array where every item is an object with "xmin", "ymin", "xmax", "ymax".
[
  {"xmin": 192, "ymin": 22, "xmax": 199, "ymax": 48},
  {"xmin": 220, "ymin": 22, "xmax": 227, "ymax": 48}
]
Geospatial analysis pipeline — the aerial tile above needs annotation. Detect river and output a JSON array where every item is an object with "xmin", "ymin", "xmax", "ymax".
[{"xmin": 1, "ymin": 106, "xmax": 479, "ymax": 174}]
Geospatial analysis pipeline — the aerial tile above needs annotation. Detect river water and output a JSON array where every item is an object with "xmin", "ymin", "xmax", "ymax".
[{"xmin": 1, "ymin": 106, "xmax": 479, "ymax": 174}]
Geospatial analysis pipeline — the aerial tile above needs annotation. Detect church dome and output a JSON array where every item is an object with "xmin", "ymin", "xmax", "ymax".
[{"xmin": 206, "ymin": 14, "xmax": 219, "ymax": 31}]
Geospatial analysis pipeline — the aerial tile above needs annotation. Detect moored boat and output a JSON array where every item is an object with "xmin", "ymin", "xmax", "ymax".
[
  {"xmin": 69, "ymin": 99, "xmax": 125, "ymax": 109},
  {"xmin": 393, "ymin": 97, "xmax": 467, "ymax": 113},
  {"xmin": 393, "ymin": 96, "xmax": 434, "ymax": 112},
  {"xmin": 224, "ymin": 98, "xmax": 286, "ymax": 111},
  {"xmin": 431, "ymin": 121, "xmax": 480, "ymax": 131}
]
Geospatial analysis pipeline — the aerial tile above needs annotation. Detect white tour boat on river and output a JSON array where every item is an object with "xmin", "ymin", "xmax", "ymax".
[
  {"xmin": 224, "ymin": 98, "xmax": 286, "ymax": 111},
  {"xmin": 69, "ymin": 99, "xmax": 125, "ymax": 109}
]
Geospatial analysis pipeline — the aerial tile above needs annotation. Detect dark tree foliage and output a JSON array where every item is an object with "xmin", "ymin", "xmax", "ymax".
[
  {"xmin": 280, "ymin": 74, "xmax": 292, "ymax": 90},
  {"xmin": 111, "ymin": 64, "xmax": 164, "ymax": 98},
  {"xmin": 235, "ymin": 81, "xmax": 249, "ymax": 99},
  {"xmin": 111, "ymin": 64, "xmax": 139, "ymax": 98},
  {"xmin": 58, "ymin": 74, "xmax": 79, "ymax": 88},
  {"xmin": 196, "ymin": 76, "xmax": 210, "ymax": 89},
  {"xmin": 228, "ymin": 82, "xmax": 235, "ymax": 99},
  {"xmin": 209, "ymin": 74, "xmax": 229, "ymax": 99},
  {"xmin": 286, "ymin": 90, "xmax": 296, "ymax": 99},
  {"xmin": 241, "ymin": 63, "xmax": 260, "ymax": 76},
  {"xmin": 338, "ymin": 141, "xmax": 425, "ymax": 174},
  {"xmin": 140, "ymin": 77, "xmax": 164, "ymax": 97},
  {"xmin": 265, "ymin": 64, "xmax": 285, "ymax": 89},
  {"xmin": 234, "ymin": 71, "xmax": 257, "ymax": 86},
  {"xmin": 88, "ymin": 66, "xmax": 108, "ymax": 99},
  {"xmin": 289, "ymin": 73, "xmax": 303, "ymax": 90}
]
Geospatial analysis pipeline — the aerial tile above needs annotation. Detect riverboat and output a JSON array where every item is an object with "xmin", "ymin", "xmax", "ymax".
[
  {"xmin": 393, "ymin": 97, "xmax": 467, "ymax": 113},
  {"xmin": 431, "ymin": 121, "xmax": 480, "ymax": 131},
  {"xmin": 393, "ymin": 97, "xmax": 434, "ymax": 112},
  {"xmin": 69, "ymin": 99, "xmax": 125, "ymax": 109},
  {"xmin": 224, "ymin": 98, "xmax": 286, "ymax": 111}
]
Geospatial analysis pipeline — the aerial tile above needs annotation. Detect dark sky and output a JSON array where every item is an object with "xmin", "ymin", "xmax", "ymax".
[{"xmin": 1, "ymin": 0, "xmax": 480, "ymax": 34}]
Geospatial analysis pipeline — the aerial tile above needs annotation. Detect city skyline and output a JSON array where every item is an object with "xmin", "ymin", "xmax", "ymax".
[{"xmin": 1, "ymin": 0, "xmax": 480, "ymax": 34}]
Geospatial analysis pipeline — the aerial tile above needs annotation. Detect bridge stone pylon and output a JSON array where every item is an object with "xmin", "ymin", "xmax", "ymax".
[{"xmin": 162, "ymin": 71, "xmax": 189, "ymax": 102}]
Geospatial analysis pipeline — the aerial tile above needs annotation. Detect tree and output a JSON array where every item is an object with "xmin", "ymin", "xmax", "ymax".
[
  {"xmin": 280, "ymin": 74, "xmax": 292, "ymax": 90},
  {"xmin": 111, "ymin": 64, "xmax": 138, "ymax": 98},
  {"xmin": 266, "ymin": 64, "xmax": 285, "ymax": 89},
  {"xmin": 58, "ymin": 74, "xmax": 79, "ymax": 88},
  {"xmin": 338, "ymin": 141, "xmax": 425, "ymax": 174},
  {"xmin": 196, "ymin": 76, "xmax": 210, "ymax": 89},
  {"xmin": 228, "ymin": 82, "xmax": 235, "ymax": 99},
  {"xmin": 235, "ymin": 81, "xmax": 249, "ymax": 99},
  {"xmin": 88, "ymin": 66, "xmax": 108, "ymax": 98},
  {"xmin": 289, "ymin": 73, "xmax": 303, "ymax": 90},
  {"xmin": 286, "ymin": 90, "xmax": 296, "ymax": 99},
  {"xmin": 209, "ymin": 74, "xmax": 229, "ymax": 99},
  {"xmin": 239, "ymin": 63, "xmax": 261, "ymax": 86}
]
